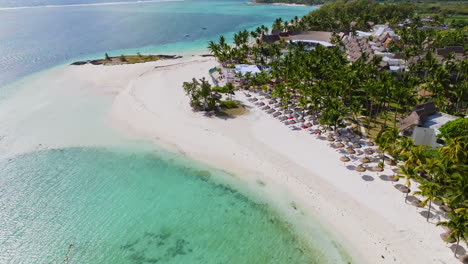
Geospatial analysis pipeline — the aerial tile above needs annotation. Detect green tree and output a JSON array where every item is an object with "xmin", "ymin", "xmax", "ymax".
[
  {"xmin": 437, "ymin": 209, "xmax": 468, "ymax": 257},
  {"xmin": 413, "ymin": 181, "xmax": 443, "ymax": 222},
  {"xmin": 438, "ymin": 118, "xmax": 468, "ymax": 140},
  {"xmin": 398, "ymin": 164, "xmax": 417, "ymax": 202}
]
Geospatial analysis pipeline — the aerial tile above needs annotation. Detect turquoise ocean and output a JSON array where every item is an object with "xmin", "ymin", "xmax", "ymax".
[{"xmin": 0, "ymin": 1, "xmax": 354, "ymax": 263}]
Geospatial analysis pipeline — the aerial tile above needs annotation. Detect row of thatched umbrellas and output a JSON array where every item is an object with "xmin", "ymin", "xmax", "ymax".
[
  {"xmin": 252, "ymin": 93, "xmax": 397, "ymax": 175},
  {"xmin": 250, "ymin": 92, "xmax": 461, "ymax": 257},
  {"xmin": 252, "ymin": 96, "xmax": 323, "ymax": 130}
]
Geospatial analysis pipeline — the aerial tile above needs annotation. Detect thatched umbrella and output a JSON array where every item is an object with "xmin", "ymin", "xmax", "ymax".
[
  {"xmin": 386, "ymin": 159, "xmax": 397, "ymax": 166},
  {"xmin": 257, "ymin": 102, "xmax": 265, "ymax": 106},
  {"xmin": 352, "ymin": 143, "xmax": 362, "ymax": 148},
  {"xmin": 458, "ymin": 255, "xmax": 468, "ymax": 264},
  {"xmin": 346, "ymin": 148, "xmax": 356, "ymax": 154},
  {"xmin": 245, "ymin": 93, "xmax": 252, "ymax": 97},
  {"xmin": 335, "ymin": 142, "xmax": 345, "ymax": 148},
  {"xmin": 261, "ymin": 105, "xmax": 270, "ymax": 110},
  {"xmin": 284, "ymin": 109, "xmax": 293, "ymax": 114},
  {"xmin": 388, "ymin": 175, "xmax": 399, "ymax": 182},
  {"xmin": 312, "ymin": 120, "xmax": 319, "ymax": 125},
  {"xmin": 297, "ymin": 118, "xmax": 305, "ymax": 123},
  {"xmin": 411, "ymin": 199, "xmax": 423, "ymax": 208},
  {"xmin": 364, "ymin": 148, "xmax": 374, "ymax": 155},
  {"xmin": 326, "ymin": 135, "xmax": 335, "ymax": 142},
  {"xmin": 265, "ymin": 95, "xmax": 272, "ymax": 99},
  {"xmin": 360, "ymin": 157, "xmax": 371, "ymax": 163},
  {"xmin": 340, "ymin": 156, "xmax": 350, "ymax": 162},
  {"xmin": 440, "ymin": 232, "xmax": 457, "ymax": 243},
  {"xmin": 305, "ymin": 122, "xmax": 312, "ymax": 127},
  {"xmin": 293, "ymin": 113, "xmax": 300, "ymax": 118},
  {"xmin": 273, "ymin": 112, "xmax": 281, "ymax": 117},
  {"xmin": 366, "ymin": 141, "xmax": 375, "ymax": 146},
  {"xmin": 278, "ymin": 116, "xmax": 288, "ymax": 121},
  {"xmin": 373, "ymin": 166, "xmax": 384, "ymax": 172},
  {"xmin": 342, "ymin": 137, "xmax": 350, "ymax": 142},
  {"xmin": 288, "ymin": 120, "xmax": 296, "ymax": 125},
  {"xmin": 396, "ymin": 185, "xmax": 410, "ymax": 193},
  {"xmin": 267, "ymin": 109, "xmax": 275, "ymax": 114},
  {"xmin": 355, "ymin": 165, "xmax": 366, "ymax": 172},
  {"xmin": 440, "ymin": 205, "xmax": 452, "ymax": 213}
]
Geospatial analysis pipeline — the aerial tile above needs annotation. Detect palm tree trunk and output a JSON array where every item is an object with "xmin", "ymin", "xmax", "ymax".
[
  {"xmin": 405, "ymin": 191, "xmax": 409, "ymax": 202},
  {"xmin": 454, "ymin": 236, "xmax": 460, "ymax": 257},
  {"xmin": 426, "ymin": 200, "xmax": 432, "ymax": 222}
]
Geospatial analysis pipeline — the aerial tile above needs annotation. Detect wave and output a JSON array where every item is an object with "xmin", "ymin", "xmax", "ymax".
[{"xmin": 0, "ymin": 0, "xmax": 183, "ymax": 11}]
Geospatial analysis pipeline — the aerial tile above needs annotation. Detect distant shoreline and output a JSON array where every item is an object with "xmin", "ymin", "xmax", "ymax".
[
  {"xmin": 249, "ymin": 1, "xmax": 321, "ymax": 7},
  {"xmin": 71, "ymin": 54, "xmax": 182, "ymax": 66}
]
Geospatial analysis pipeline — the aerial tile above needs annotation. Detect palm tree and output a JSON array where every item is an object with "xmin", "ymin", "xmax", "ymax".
[
  {"xmin": 416, "ymin": 158, "xmax": 440, "ymax": 181},
  {"xmin": 398, "ymin": 164, "xmax": 416, "ymax": 202},
  {"xmin": 414, "ymin": 181, "xmax": 444, "ymax": 221},
  {"xmin": 437, "ymin": 210, "xmax": 468, "ymax": 257},
  {"xmin": 441, "ymin": 137, "xmax": 468, "ymax": 165},
  {"xmin": 224, "ymin": 82, "xmax": 235, "ymax": 100}
]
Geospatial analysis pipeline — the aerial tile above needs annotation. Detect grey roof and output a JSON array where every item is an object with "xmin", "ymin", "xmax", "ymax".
[
  {"xmin": 260, "ymin": 33, "xmax": 280, "ymax": 43},
  {"xmin": 289, "ymin": 31, "xmax": 333, "ymax": 43},
  {"xmin": 424, "ymin": 113, "xmax": 458, "ymax": 134},
  {"xmin": 436, "ymin": 46, "xmax": 465, "ymax": 56}
]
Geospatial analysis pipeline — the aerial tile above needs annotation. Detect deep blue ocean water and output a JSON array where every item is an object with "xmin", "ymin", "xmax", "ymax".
[{"xmin": 0, "ymin": 0, "xmax": 314, "ymax": 88}]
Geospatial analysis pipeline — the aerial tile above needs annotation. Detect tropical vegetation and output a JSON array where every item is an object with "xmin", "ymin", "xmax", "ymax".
[{"xmin": 189, "ymin": 0, "xmax": 468, "ymax": 256}]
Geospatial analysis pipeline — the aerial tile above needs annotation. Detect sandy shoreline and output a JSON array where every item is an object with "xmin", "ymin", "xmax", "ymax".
[
  {"xmin": 1, "ymin": 55, "xmax": 461, "ymax": 263},
  {"xmin": 105, "ymin": 56, "xmax": 462, "ymax": 263}
]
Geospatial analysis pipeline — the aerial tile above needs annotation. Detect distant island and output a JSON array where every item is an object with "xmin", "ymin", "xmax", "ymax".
[
  {"xmin": 254, "ymin": 0, "xmax": 327, "ymax": 5},
  {"xmin": 71, "ymin": 53, "xmax": 181, "ymax": 66}
]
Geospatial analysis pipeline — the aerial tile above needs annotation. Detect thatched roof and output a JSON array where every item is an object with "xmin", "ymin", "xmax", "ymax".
[
  {"xmin": 260, "ymin": 33, "xmax": 280, "ymax": 43},
  {"xmin": 373, "ymin": 166, "xmax": 384, "ymax": 172},
  {"xmin": 360, "ymin": 157, "xmax": 371, "ymax": 163},
  {"xmin": 335, "ymin": 142, "xmax": 345, "ymax": 148},
  {"xmin": 289, "ymin": 31, "xmax": 333, "ymax": 43},
  {"xmin": 355, "ymin": 165, "xmax": 366, "ymax": 172},
  {"xmin": 399, "ymin": 102, "xmax": 437, "ymax": 131},
  {"xmin": 340, "ymin": 156, "xmax": 350, "ymax": 162},
  {"xmin": 436, "ymin": 46, "xmax": 464, "ymax": 56},
  {"xmin": 440, "ymin": 232, "xmax": 457, "ymax": 243}
]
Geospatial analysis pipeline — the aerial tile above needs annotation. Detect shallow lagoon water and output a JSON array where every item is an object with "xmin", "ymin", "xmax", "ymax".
[
  {"xmin": 0, "ymin": 1, "xmax": 353, "ymax": 263},
  {"xmin": 0, "ymin": 147, "xmax": 326, "ymax": 263}
]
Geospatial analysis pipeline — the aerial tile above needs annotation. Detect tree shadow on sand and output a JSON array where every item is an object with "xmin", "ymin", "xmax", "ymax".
[
  {"xmin": 450, "ymin": 244, "xmax": 467, "ymax": 256},
  {"xmin": 378, "ymin": 175, "xmax": 390, "ymax": 181},
  {"xmin": 419, "ymin": 210, "xmax": 436, "ymax": 221},
  {"xmin": 361, "ymin": 175, "xmax": 374, "ymax": 181}
]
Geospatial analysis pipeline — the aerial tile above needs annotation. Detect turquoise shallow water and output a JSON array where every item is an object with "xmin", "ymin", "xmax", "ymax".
[
  {"xmin": 0, "ymin": 1, "xmax": 353, "ymax": 263},
  {"xmin": 0, "ymin": 147, "xmax": 325, "ymax": 263}
]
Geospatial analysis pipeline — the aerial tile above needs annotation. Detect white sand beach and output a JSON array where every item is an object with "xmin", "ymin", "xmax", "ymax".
[
  {"xmin": 3, "ymin": 56, "xmax": 461, "ymax": 263},
  {"xmin": 107, "ymin": 56, "xmax": 463, "ymax": 263}
]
